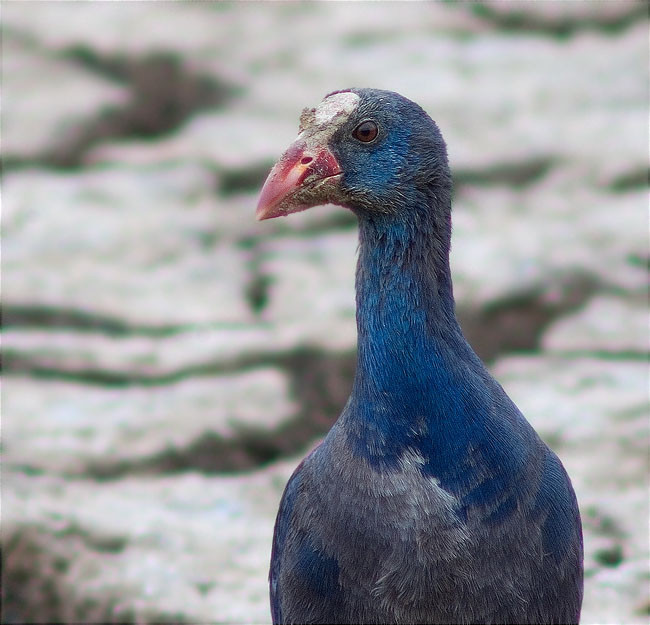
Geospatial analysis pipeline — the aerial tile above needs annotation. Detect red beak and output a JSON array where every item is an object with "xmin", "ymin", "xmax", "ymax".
[{"xmin": 256, "ymin": 141, "xmax": 342, "ymax": 221}]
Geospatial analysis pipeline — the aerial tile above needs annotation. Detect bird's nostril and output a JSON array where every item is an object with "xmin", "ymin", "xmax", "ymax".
[{"xmin": 301, "ymin": 156, "xmax": 313, "ymax": 165}]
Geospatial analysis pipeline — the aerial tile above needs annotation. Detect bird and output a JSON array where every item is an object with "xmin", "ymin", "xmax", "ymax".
[{"xmin": 256, "ymin": 88, "xmax": 583, "ymax": 625}]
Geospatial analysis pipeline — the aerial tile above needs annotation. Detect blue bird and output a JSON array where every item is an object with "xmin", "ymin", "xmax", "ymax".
[{"xmin": 257, "ymin": 88, "xmax": 583, "ymax": 625}]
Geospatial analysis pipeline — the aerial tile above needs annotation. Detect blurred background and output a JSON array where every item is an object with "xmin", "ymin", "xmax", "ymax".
[{"xmin": 2, "ymin": 2, "xmax": 648, "ymax": 623}]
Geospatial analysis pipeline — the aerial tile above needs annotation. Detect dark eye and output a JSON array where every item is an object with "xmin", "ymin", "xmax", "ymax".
[{"xmin": 352, "ymin": 120, "xmax": 378, "ymax": 143}]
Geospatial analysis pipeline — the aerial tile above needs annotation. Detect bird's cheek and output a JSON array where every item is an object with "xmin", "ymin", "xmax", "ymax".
[{"xmin": 256, "ymin": 143, "xmax": 342, "ymax": 221}]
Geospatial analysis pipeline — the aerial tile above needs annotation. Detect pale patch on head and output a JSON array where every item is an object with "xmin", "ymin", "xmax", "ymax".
[
  {"xmin": 314, "ymin": 91, "xmax": 360, "ymax": 127},
  {"xmin": 295, "ymin": 91, "xmax": 361, "ymax": 146}
]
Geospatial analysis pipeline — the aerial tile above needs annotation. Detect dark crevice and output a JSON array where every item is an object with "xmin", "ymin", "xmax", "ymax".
[
  {"xmin": 627, "ymin": 253, "xmax": 650, "ymax": 272},
  {"xmin": 466, "ymin": 1, "xmax": 648, "ymax": 39},
  {"xmin": 2, "ymin": 304, "xmax": 264, "ymax": 337},
  {"xmin": 457, "ymin": 271, "xmax": 602, "ymax": 362},
  {"xmin": 1, "ymin": 344, "xmax": 351, "ymax": 389},
  {"xmin": 582, "ymin": 504, "xmax": 626, "ymax": 538},
  {"xmin": 453, "ymin": 156, "xmax": 555, "ymax": 189},
  {"xmin": 218, "ymin": 162, "xmax": 275, "ymax": 197},
  {"xmin": 52, "ymin": 524, "xmax": 128, "ymax": 554},
  {"xmin": 81, "ymin": 428, "xmax": 302, "ymax": 480},
  {"xmin": 2, "ymin": 304, "xmax": 186, "ymax": 337},
  {"xmin": 608, "ymin": 167, "xmax": 650, "ymax": 193},
  {"xmin": 50, "ymin": 50, "xmax": 241, "ymax": 169},
  {"xmin": 2, "ymin": 272, "xmax": 605, "ymax": 387},
  {"xmin": 6, "ymin": 346, "xmax": 357, "ymax": 479},
  {"xmin": 245, "ymin": 272, "xmax": 273, "ymax": 316},
  {"xmin": 583, "ymin": 504, "xmax": 628, "ymax": 570},
  {"xmin": 59, "ymin": 47, "xmax": 241, "ymax": 134},
  {"xmin": 594, "ymin": 544, "xmax": 624, "ymax": 568},
  {"xmin": 240, "ymin": 236, "xmax": 274, "ymax": 317},
  {"xmin": 126, "ymin": 347, "xmax": 354, "ymax": 477},
  {"xmin": 2, "ymin": 524, "xmax": 181, "ymax": 624},
  {"xmin": 2, "ymin": 528, "xmax": 67, "ymax": 625},
  {"xmin": 2, "ymin": 44, "xmax": 243, "ymax": 171}
]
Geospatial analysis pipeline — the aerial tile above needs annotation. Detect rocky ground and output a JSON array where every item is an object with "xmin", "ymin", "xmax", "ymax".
[{"xmin": 2, "ymin": 2, "xmax": 648, "ymax": 623}]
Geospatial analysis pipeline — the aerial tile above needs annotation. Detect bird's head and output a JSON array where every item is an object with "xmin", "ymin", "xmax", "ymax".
[{"xmin": 257, "ymin": 88, "xmax": 452, "ymax": 223}]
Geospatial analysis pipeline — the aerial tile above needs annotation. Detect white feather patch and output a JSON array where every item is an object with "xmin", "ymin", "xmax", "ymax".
[{"xmin": 314, "ymin": 91, "xmax": 360, "ymax": 126}]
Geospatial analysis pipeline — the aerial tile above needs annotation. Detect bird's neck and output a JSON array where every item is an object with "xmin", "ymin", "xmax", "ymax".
[
  {"xmin": 348, "ymin": 196, "xmax": 485, "ymax": 465},
  {"xmin": 353, "ymin": 199, "xmax": 463, "ymax": 384}
]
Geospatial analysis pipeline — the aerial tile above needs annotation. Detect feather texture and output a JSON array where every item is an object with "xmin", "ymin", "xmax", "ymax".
[{"xmin": 261, "ymin": 88, "xmax": 583, "ymax": 625}]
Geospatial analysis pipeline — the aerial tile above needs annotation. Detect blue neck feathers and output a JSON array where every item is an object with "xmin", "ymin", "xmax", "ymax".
[
  {"xmin": 346, "ymin": 190, "xmax": 526, "ymax": 499},
  {"xmin": 352, "ymin": 191, "xmax": 473, "ymax": 414}
]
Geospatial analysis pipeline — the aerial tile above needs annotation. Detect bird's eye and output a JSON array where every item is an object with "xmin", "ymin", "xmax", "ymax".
[{"xmin": 353, "ymin": 120, "xmax": 378, "ymax": 143}]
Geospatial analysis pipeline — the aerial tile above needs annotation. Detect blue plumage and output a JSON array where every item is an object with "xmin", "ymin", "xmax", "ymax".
[{"xmin": 258, "ymin": 88, "xmax": 583, "ymax": 624}]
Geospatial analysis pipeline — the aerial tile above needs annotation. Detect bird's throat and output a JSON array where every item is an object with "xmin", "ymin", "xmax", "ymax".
[
  {"xmin": 347, "ymin": 206, "xmax": 475, "ymax": 460},
  {"xmin": 354, "ymin": 209, "xmax": 459, "ymax": 378}
]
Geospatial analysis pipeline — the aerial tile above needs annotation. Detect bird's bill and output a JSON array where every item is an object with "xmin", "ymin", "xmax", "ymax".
[{"xmin": 256, "ymin": 140, "xmax": 342, "ymax": 221}]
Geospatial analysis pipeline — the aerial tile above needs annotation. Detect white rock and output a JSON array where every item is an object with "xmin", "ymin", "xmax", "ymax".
[
  {"xmin": 3, "ymin": 370, "xmax": 296, "ymax": 475},
  {"xmin": 2, "ymin": 35, "xmax": 128, "ymax": 162},
  {"xmin": 542, "ymin": 295, "xmax": 648, "ymax": 354},
  {"xmin": 258, "ymin": 229, "xmax": 359, "ymax": 351},
  {"xmin": 7, "ymin": 3, "xmax": 644, "ymax": 182},
  {"xmin": 3, "ymin": 466, "xmax": 294, "ymax": 623},
  {"xmin": 87, "ymin": 111, "xmax": 299, "ymax": 171},
  {"xmin": 451, "ymin": 184, "xmax": 648, "ymax": 305},
  {"xmin": 2, "ymin": 166, "xmax": 252, "ymax": 325}
]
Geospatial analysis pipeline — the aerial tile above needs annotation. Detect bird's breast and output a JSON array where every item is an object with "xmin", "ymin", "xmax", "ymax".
[{"xmin": 303, "ymin": 426, "xmax": 471, "ymax": 574}]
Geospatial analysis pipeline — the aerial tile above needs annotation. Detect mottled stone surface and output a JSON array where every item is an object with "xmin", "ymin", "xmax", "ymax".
[
  {"xmin": 3, "ymin": 369, "xmax": 296, "ymax": 476},
  {"xmin": 3, "ymin": 466, "xmax": 294, "ymax": 624},
  {"xmin": 2, "ymin": 2, "xmax": 648, "ymax": 624}
]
